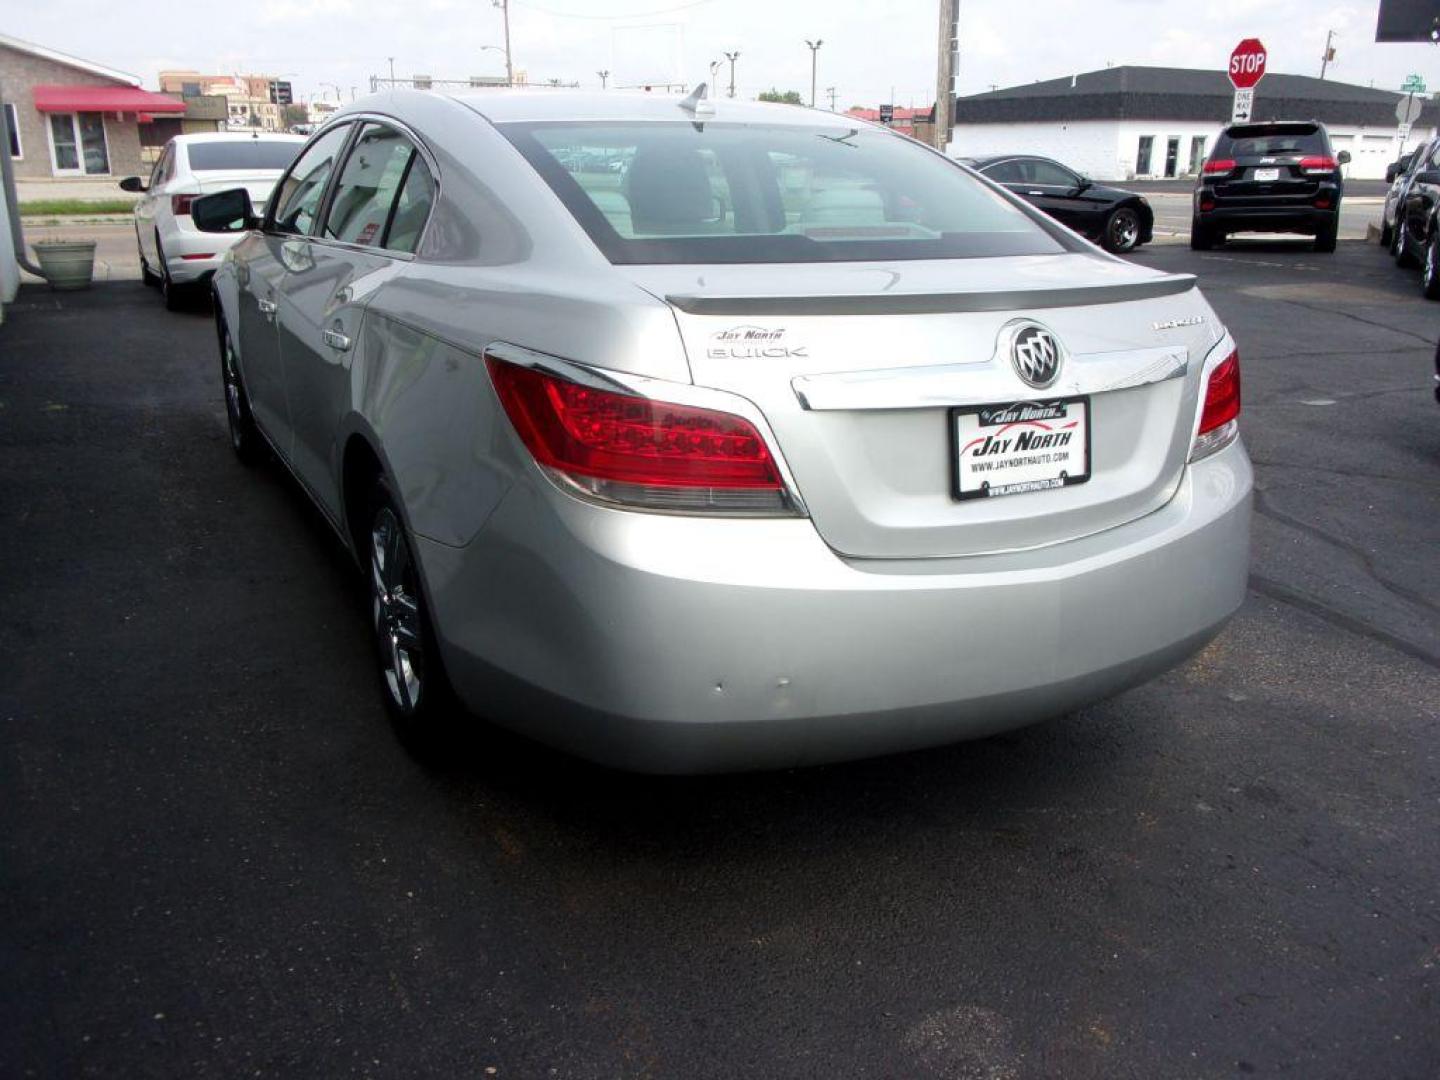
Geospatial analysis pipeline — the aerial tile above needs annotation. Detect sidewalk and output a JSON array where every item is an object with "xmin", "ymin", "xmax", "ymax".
[{"xmin": 16, "ymin": 179, "xmax": 139, "ymax": 204}]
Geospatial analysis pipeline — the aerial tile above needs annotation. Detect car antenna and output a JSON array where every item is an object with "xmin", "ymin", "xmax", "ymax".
[{"xmin": 679, "ymin": 82, "xmax": 715, "ymax": 118}]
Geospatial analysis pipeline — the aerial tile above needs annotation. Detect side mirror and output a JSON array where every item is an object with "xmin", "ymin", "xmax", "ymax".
[
  {"xmin": 1336, "ymin": 150, "xmax": 1351, "ymax": 166},
  {"xmin": 1386, "ymin": 164, "xmax": 1400, "ymax": 183},
  {"xmin": 191, "ymin": 188, "xmax": 258, "ymax": 233},
  {"xmin": 118, "ymin": 176, "xmax": 147, "ymax": 193}
]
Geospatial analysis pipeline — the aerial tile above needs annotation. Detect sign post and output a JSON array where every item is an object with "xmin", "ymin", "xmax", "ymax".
[{"xmin": 1228, "ymin": 38, "xmax": 1267, "ymax": 122}]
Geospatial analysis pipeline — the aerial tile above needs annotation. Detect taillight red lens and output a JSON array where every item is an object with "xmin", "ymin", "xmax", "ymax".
[
  {"xmin": 171, "ymin": 194, "xmax": 196, "ymax": 216},
  {"xmin": 1299, "ymin": 155, "xmax": 1337, "ymax": 174},
  {"xmin": 1199, "ymin": 350, "xmax": 1241, "ymax": 434},
  {"xmin": 1202, "ymin": 159, "xmax": 1237, "ymax": 175},
  {"xmin": 486, "ymin": 357, "xmax": 785, "ymax": 496}
]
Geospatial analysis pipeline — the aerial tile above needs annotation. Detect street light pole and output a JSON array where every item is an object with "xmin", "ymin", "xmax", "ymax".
[
  {"xmin": 1319, "ymin": 28, "xmax": 1336, "ymax": 80},
  {"xmin": 724, "ymin": 50, "xmax": 739, "ymax": 98},
  {"xmin": 388, "ymin": 56, "xmax": 395, "ymax": 86},
  {"xmin": 826, "ymin": 86, "xmax": 836, "ymax": 111},
  {"xmin": 597, "ymin": 70, "xmax": 609, "ymax": 89},
  {"xmin": 805, "ymin": 39, "xmax": 823, "ymax": 107}
]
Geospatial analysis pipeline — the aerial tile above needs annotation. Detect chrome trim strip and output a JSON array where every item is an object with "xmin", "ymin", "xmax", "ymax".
[
  {"xmin": 792, "ymin": 343, "xmax": 1189, "ymax": 412},
  {"xmin": 666, "ymin": 274, "xmax": 1196, "ymax": 316}
]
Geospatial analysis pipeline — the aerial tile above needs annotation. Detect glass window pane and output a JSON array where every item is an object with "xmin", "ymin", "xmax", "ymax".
[
  {"xmin": 323, "ymin": 125, "xmax": 415, "ymax": 246},
  {"xmin": 78, "ymin": 113, "xmax": 109, "ymax": 174},
  {"xmin": 982, "ymin": 160, "xmax": 1023, "ymax": 183},
  {"xmin": 50, "ymin": 114, "xmax": 79, "ymax": 171},
  {"xmin": 5, "ymin": 104, "xmax": 20, "ymax": 159},
  {"xmin": 187, "ymin": 141, "xmax": 302, "ymax": 171},
  {"xmin": 271, "ymin": 124, "xmax": 351, "ymax": 235},
  {"xmin": 383, "ymin": 153, "xmax": 435, "ymax": 253},
  {"xmin": 1027, "ymin": 160, "xmax": 1076, "ymax": 186},
  {"xmin": 506, "ymin": 122, "xmax": 1065, "ymax": 265}
]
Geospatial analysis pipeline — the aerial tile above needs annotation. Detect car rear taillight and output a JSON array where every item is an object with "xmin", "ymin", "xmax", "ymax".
[
  {"xmin": 171, "ymin": 194, "xmax": 196, "ymax": 216},
  {"xmin": 1299, "ymin": 155, "xmax": 1337, "ymax": 175},
  {"xmin": 486, "ymin": 355, "xmax": 800, "ymax": 515},
  {"xmin": 1191, "ymin": 348, "xmax": 1241, "ymax": 461},
  {"xmin": 1202, "ymin": 159, "xmax": 1237, "ymax": 175}
]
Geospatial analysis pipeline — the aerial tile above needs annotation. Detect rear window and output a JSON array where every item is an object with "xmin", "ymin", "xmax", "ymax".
[
  {"xmin": 502, "ymin": 121, "xmax": 1068, "ymax": 265},
  {"xmin": 1213, "ymin": 123, "xmax": 1328, "ymax": 159},
  {"xmin": 186, "ymin": 140, "xmax": 302, "ymax": 172}
]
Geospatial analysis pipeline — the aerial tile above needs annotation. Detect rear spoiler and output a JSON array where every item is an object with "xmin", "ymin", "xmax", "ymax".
[{"xmin": 665, "ymin": 273, "xmax": 1197, "ymax": 317}]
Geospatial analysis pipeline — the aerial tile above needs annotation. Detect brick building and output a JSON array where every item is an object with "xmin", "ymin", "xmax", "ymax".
[{"xmin": 0, "ymin": 33, "xmax": 184, "ymax": 181}]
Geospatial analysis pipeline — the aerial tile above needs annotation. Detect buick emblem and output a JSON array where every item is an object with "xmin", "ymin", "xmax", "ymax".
[{"xmin": 1010, "ymin": 324, "xmax": 1062, "ymax": 388}]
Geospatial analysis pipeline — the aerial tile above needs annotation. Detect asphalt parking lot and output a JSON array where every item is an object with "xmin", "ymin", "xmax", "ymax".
[{"xmin": 2, "ymin": 239, "xmax": 1437, "ymax": 1078}]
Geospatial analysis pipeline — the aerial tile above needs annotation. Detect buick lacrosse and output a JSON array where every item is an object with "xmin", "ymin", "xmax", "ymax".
[{"xmin": 192, "ymin": 88, "xmax": 1251, "ymax": 773}]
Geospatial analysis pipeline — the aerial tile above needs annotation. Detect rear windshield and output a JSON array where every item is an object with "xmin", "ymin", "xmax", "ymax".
[
  {"xmin": 502, "ymin": 121, "xmax": 1068, "ymax": 264},
  {"xmin": 1214, "ymin": 123, "xmax": 1328, "ymax": 158},
  {"xmin": 186, "ymin": 141, "xmax": 302, "ymax": 172}
]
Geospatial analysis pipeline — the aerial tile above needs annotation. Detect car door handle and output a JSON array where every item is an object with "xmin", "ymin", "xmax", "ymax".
[
  {"xmin": 1027, "ymin": 190, "xmax": 1045, "ymax": 196},
  {"xmin": 322, "ymin": 328, "xmax": 352, "ymax": 352},
  {"xmin": 256, "ymin": 298, "xmax": 277, "ymax": 318}
]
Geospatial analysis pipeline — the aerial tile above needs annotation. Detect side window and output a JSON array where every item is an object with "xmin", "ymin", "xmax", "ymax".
[
  {"xmin": 383, "ymin": 153, "xmax": 435, "ymax": 254},
  {"xmin": 270, "ymin": 123, "xmax": 351, "ymax": 235},
  {"xmin": 322, "ymin": 124, "xmax": 418, "ymax": 247},
  {"xmin": 1028, "ymin": 160, "xmax": 1078, "ymax": 187},
  {"xmin": 149, "ymin": 146, "xmax": 170, "ymax": 189},
  {"xmin": 1429, "ymin": 142, "xmax": 1440, "ymax": 170},
  {"xmin": 983, "ymin": 161, "xmax": 1024, "ymax": 183}
]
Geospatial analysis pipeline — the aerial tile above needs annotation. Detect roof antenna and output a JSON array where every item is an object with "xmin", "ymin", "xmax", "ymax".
[{"xmin": 679, "ymin": 81, "xmax": 715, "ymax": 118}]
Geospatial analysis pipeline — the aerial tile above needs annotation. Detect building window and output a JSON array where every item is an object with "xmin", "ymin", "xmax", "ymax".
[
  {"xmin": 4, "ymin": 102, "xmax": 20, "ymax": 159},
  {"xmin": 46, "ymin": 112, "xmax": 110, "ymax": 176},
  {"xmin": 181, "ymin": 81, "xmax": 201, "ymax": 97},
  {"xmin": 1135, "ymin": 136, "xmax": 1154, "ymax": 177},
  {"xmin": 1188, "ymin": 136, "xmax": 1207, "ymax": 174}
]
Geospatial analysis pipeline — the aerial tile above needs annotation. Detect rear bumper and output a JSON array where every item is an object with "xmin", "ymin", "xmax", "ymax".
[
  {"xmin": 418, "ymin": 440, "xmax": 1253, "ymax": 773},
  {"xmin": 160, "ymin": 223, "xmax": 239, "ymax": 283},
  {"xmin": 1198, "ymin": 206, "xmax": 1337, "ymax": 234}
]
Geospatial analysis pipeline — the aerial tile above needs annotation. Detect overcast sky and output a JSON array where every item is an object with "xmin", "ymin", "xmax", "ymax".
[{"xmin": 8, "ymin": 0, "xmax": 1440, "ymax": 109}]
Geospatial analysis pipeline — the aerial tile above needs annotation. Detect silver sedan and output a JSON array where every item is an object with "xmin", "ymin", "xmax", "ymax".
[{"xmin": 192, "ymin": 89, "xmax": 1251, "ymax": 773}]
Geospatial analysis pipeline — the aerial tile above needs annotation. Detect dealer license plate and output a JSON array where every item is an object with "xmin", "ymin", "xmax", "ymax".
[
  {"xmin": 1253, "ymin": 168, "xmax": 1280, "ymax": 182},
  {"xmin": 952, "ymin": 398, "xmax": 1090, "ymax": 501}
]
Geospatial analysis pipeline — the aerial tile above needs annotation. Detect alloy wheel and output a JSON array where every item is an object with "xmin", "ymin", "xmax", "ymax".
[
  {"xmin": 1108, "ymin": 209, "xmax": 1140, "ymax": 252},
  {"xmin": 371, "ymin": 506, "xmax": 425, "ymax": 714}
]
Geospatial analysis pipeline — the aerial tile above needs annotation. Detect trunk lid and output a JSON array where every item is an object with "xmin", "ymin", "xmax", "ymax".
[{"xmin": 624, "ymin": 253, "xmax": 1223, "ymax": 559}]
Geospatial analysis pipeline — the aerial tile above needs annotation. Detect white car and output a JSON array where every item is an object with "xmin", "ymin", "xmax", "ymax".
[{"xmin": 120, "ymin": 133, "xmax": 305, "ymax": 309}]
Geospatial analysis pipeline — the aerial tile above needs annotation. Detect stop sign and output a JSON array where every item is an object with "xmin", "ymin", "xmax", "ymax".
[{"xmin": 1228, "ymin": 38, "xmax": 1267, "ymax": 90}]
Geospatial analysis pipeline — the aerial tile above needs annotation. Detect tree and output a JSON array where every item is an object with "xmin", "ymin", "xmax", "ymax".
[
  {"xmin": 758, "ymin": 88, "xmax": 803, "ymax": 105},
  {"xmin": 282, "ymin": 103, "xmax": 309, "ymax": 128}
]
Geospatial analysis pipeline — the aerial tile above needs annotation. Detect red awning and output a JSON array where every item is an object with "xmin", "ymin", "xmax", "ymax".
[{"xmin": 32, "ymin": 85, "xmax": 186, "ymax": 115}]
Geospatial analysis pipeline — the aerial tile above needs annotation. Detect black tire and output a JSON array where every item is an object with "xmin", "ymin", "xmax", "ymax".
[
  {"xmin": 1394, "ymin": 219, "xmax": 1418, "ymax": 268},
  {"xmin": 1423, "ymin": 230, "xmax": 1440, "ymax": 300},
  {"xmin": 1314, "ymin": 220, "xmax": 1337, "ymax": 253},
  {"xmin": 365, "ymin": 477, "xmax": 454, "ymax": 743},
  {"xmin": 1379, "ymin": 220, "xmax": 1393, "ymax": 248},
  {"xmin": 1101, "ymin": 205, "xmax": 1143, "ymax": 253},
  {"xmin": 218, "ymin": 315, "xmax": 265, "ymax": 465},
  {"xmin": 1189, "ymin": 217, "xmax": 1214, "ymax": 251},
  {"xmin": 156, "ymin": 234, "xmax": 187, "ymax": 311}
]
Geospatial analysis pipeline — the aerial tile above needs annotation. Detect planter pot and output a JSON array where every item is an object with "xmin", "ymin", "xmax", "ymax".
[{"xmin": 32, "ymin": 239, "xmax": 97, "ymax": 291}]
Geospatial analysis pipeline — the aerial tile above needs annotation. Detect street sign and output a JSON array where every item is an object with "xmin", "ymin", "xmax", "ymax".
[
  {"xmin": 1228, "ymin": 38, "xmax": 1268, "ymax": 90},
  {"xmin": 270, "ymin": 80, "xmax": 293, "ymax": 106},
  {"xmin": 1397, "ymin": 93, "xmax": 1424, "ymax": 126},
  {"xmin": 1231, "ymin": 88, "xmax": 1255, "ymax": 123},
  {"xmin": 878, "ymin": 103, "xmax": 894, "ymax": 125},
  {"xmin": 1402, "ymin": 73, "xmax": 1426, "ymax": 93}
]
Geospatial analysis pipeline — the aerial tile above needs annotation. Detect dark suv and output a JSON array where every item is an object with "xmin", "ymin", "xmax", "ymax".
[{"xmin": 1192, "ymin": 121, "xmax": 1350, "ymax": 252}]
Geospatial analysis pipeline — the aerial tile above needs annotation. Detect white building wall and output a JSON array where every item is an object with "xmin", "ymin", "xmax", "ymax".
[
  {"xmin": 951, "ymin": 120, "xmax": 1120, "ymax": 179},
  {"xmin": 956, "ymin": 116, "xmax": 1440, "ymax": 183}
]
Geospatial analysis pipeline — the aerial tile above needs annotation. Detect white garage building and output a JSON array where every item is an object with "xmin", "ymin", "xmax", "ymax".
[{"xmin": 952, "ymin": 66, "xmax": 1436, "ymax": 182}]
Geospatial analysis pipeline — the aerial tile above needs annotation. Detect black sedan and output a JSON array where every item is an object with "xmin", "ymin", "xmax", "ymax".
[{"xmin": 961, "ymin": 154, "xmax": 1153, "ymax": 253}]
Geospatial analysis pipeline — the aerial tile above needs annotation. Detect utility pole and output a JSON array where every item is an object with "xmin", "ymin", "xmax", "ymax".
[
  {"xmin": 1319, "ymin": 28, "xmax": 1336, "ymax": 79},
  {"xmin": 933, "ymin": 0, "xmax": 959, "ymax": 152},
  {"xmin": 597, "ymin": 70, "xmax": 609, "ymax": 89},
  {"xmin": 806, "ymin": 39, "xmax": 823, "ymax": 108},
  {"xmin": 724, "ymin": 50, "xmax": 740, "ymax": 99},
  {"xmin": 388, "ymin": 56, "xmax": 395, "ymax": 86},
  {"xmin": 494, "ymin": 0, "xmax": 514, "ymax": 85},
  {"xmin": 709, "ymin": 59, "xmax": 722, "ymax": 85},
  {"xmin": 826, "ymin": 85, "xmax": 836, "ymax": 111}
]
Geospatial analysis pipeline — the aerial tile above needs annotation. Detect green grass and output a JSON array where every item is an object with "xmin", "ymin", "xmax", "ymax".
[{"xmin": 20, "ymin": 198, "xmax": 136, "ymax": 217}]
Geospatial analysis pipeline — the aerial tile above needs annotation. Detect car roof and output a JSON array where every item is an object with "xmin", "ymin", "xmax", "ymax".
[
  {"xmin": 171, "ymin": 131, "xmax": 307, "ymax": 145},
  {"xmin": 966, "ymin": 154, "xmax": 1062, "ymax": 167},
  {"xmin": 440, "ymin": 89, "xmax": 865, "ymax": 130}
]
